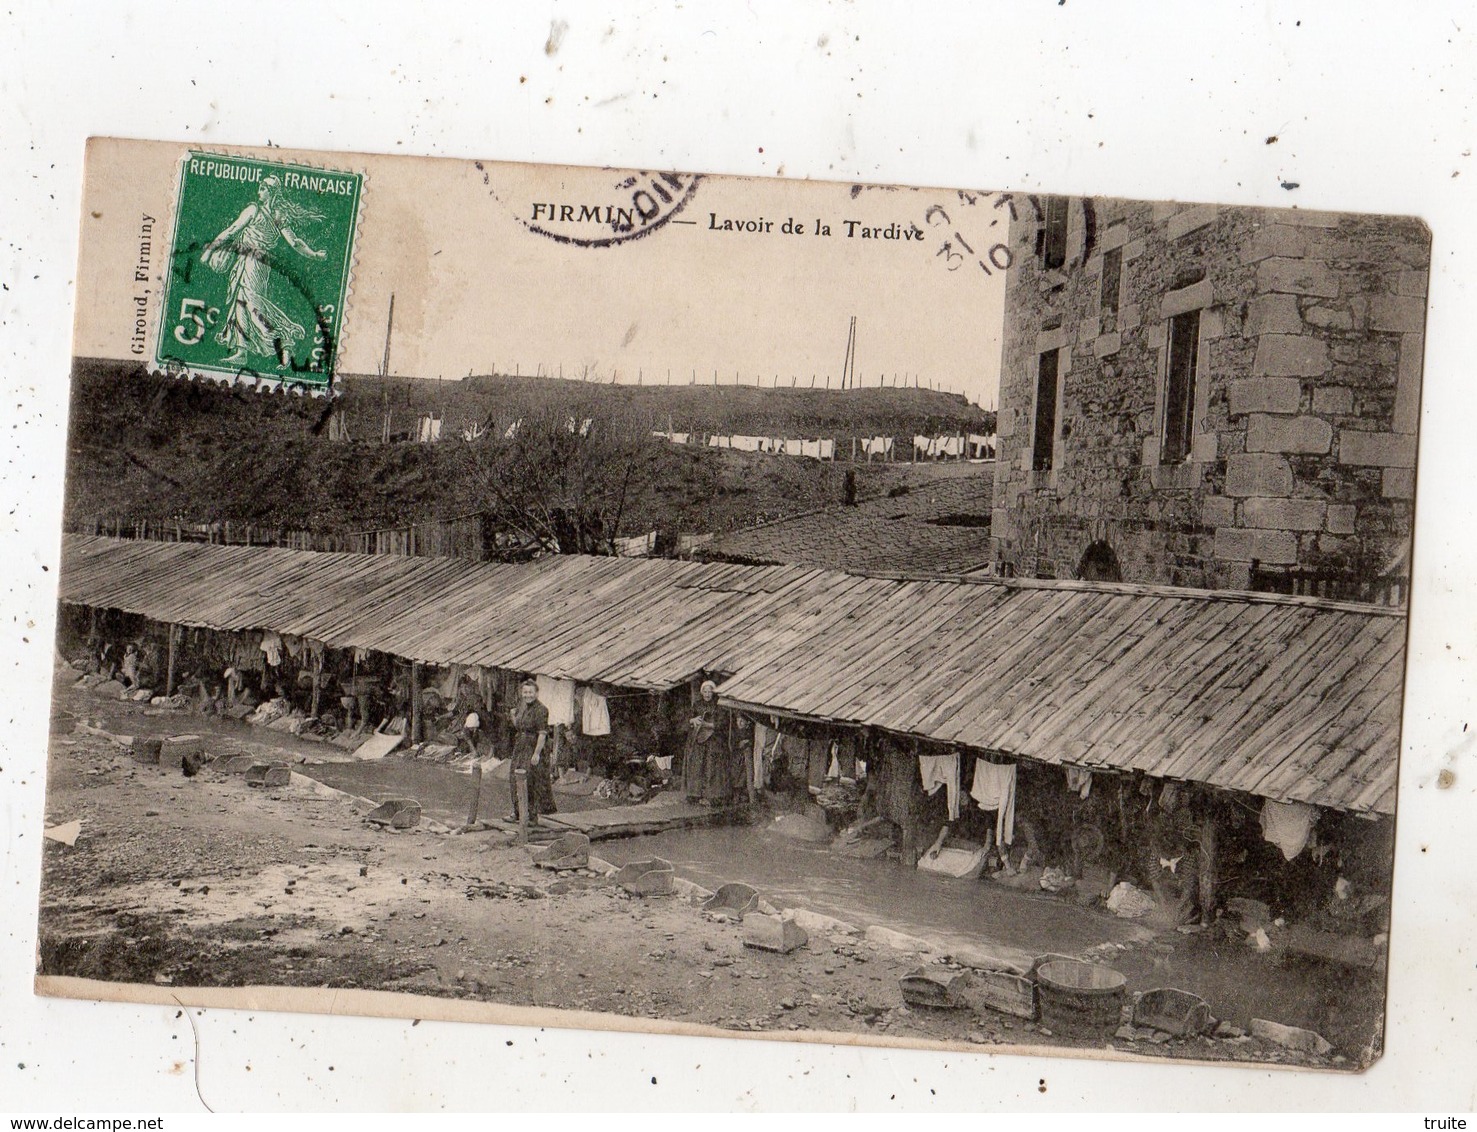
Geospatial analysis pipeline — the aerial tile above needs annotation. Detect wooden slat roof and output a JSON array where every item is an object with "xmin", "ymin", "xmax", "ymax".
[{"xmin": 58, "ymin": 535, "xmax": 1406, "ymax": 813}]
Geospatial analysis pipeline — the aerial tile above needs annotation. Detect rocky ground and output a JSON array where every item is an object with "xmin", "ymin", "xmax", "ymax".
[{"xmin": 36, "ymin": 672, "xmax": 1358, "ymax": 1070}]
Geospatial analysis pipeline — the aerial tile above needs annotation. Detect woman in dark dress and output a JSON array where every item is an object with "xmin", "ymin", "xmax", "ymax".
[
  {"xmin": 508, "ymin": 678, "xmax": 557, "ymax": 822},
  {"xmin": 683, "ymin": 680, "xmax": 735, "ymax": 805}
]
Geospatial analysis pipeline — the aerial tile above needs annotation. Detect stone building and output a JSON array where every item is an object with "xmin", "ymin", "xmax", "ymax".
[{"xmin": 989, "ymin": 195, "xmax": 1428, "ymax": 597}]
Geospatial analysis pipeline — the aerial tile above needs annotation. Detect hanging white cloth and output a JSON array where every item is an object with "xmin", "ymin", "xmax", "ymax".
[
  {"xmin": 260, "ymin": 631, "xmax": 283, "ymax": 668},
  {"xmin": 918, "ymin": 753, "xmax": 961, "ymax": 820},
  {"xmin": 753, "ymin": 722, "xmax": 782, "ymax": 789},
  {"xmin": 580, "ymin": 686, "xmax": 611, "ymax": 736},
  {"xmin": 1065, "ymin": 765, "xmax": 1092, "ymax": 799},
  {"xmin": 1260, "ymin": 799, "xmax": 1318, "ymax": 861},
  {"xmin": 970, "ymin": 761, "xmax": 1017, "ymax": 847},
  {"xmin": 536, "ymin": 675, "xmax": 577, "ymax": 727},
  {"xmin": 436, "ymin": 663, "xmax": 464, "ymax": 700}
]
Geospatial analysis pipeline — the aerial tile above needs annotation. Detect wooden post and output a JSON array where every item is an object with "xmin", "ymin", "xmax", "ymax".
[
  {"xmin": 465, "ymin": 761, "xmax": 484, "ymax": 828},
  {"xmin": 745, "ymin": 721, "xmax": 756, "ymax": 807},
  {"xmin": 164, "ymin": 624, "xmax": 178, "ymax": 696},
  {"xmin": 515, "ymin": 768, "xmax": 530, "ymax": 843},
  {"xmin": 410, "ymin": 661, "xmax": 423, "ymax": 743},
  {"xmin": 310, "ymin": 647, "xmax": 324, "ymax": 719},
  {"xmin": 551, "ymin": 724, "xmax": 564, "ymax": 775}
]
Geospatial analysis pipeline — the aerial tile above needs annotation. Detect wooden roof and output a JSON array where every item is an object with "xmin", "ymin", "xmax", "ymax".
[{"xmin": 58, "ymin": 535, "xmax": 1405, "ymax": 813}]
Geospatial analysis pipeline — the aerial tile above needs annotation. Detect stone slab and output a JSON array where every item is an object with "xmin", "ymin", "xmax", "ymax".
[
  {"xmin": 864, "ymin": 925, "xmax": 935, "ymax": 954},
  {"xmin": 743, "ymin": 914, "xmax": 808, "ymax": 954},
  {"xmin": 1254, "ymin": 334, "xmax": 1330, "ymax": 378},
  {"xmin": 614, "ymin": 857, "xmax": 675, "ymax": 897},
  {"xmin": 1247, "ymin": 414, "xmax": 1333, "ymax": 455},
  {"xmin": 1339, "ymin": 430, "xmax": 1416, "ymax": 468},
  {"xmin": 1249, "ymin": 1017, "xmax": 1334, "ymax": 1056},
  {"xmin": 245, "ymin": 764, "xmax": 291, "ymax": 788},
  {"xmin": 365, "ymin": 798, "xmax": 422, "ymax": 829},
  {"xmin": 899, "ymin": 967, "xmax": 971, "ymax": 1010}
]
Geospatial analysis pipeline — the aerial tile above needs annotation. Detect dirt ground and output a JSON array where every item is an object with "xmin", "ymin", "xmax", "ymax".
[{"xmin": 37, "ymin": 671, "xmax": 1358, "ymax": 1069}]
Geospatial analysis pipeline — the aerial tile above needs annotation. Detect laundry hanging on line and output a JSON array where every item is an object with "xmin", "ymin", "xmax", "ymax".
[
  {"xmin": 536, "ymin": 675, "xmax": 577, "ymax": 728},
  {"xmin": 1065, "ymin": 765, "xmax": 1092, "ymax": 799},
  {"xmin": 967, "ymin": 433, "xmax": 994, "ymax": 458},
  {"xmin": 1260, "ymin": 798, "xmax": 1319, "ymax": 861},
  {"xmin": 918, "ymin": 753, "xmax": 962, "ymax": 820},
  {"xmin": 753, "ymin": 722, "xmax": 783, "ymax": 790},
  {"xmin": 580, "ymin": 687, "xmax": 611, "ymax": 736},
  {"xmin": 970, "ymin": 760, "xmax": 1017, "ymax": 847},
  {"xmin": 434, "ymin": 663, "xmax": 465, "ymax": 700}
]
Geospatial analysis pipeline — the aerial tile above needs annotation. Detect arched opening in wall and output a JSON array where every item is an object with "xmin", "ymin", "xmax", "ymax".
[{"xmin": 1077, "ymin": 539, "xmax": 1122, "ymax": 583}]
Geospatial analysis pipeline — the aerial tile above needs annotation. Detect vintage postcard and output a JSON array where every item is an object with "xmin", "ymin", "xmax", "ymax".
[{"xmin": 38, "ymin": 137, "xmax": 1425, "ymax": 1072}]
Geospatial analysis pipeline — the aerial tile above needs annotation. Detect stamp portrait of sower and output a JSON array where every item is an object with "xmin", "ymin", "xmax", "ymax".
[{"xmin": 200, "ymin": 174, "xmax": 328, "ymax": 367}]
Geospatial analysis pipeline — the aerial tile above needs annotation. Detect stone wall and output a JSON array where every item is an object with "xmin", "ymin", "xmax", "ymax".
[{"xmin": 990, "ymin": 195, "xmax": 1428, "ymax": 591}]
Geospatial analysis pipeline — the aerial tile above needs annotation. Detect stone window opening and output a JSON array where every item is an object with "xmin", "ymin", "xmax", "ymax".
[
  {"xmin": 1033, "ymin": 348, "xmax": 1061, "ymax": 472},
  {"xmin": 1100, "ymin": 246, "xmax": 1123, "ymax": 333},
  {"xmin": 1076, "ymin": 539, "xmax": 1123, "ymax": 583},
  {"xmin": 1040, "ymin": 197, "xmax": 1069, "ymax": 271},
  {"xmin": 1161, "ymin": 308, "xmax": 1202, "ymax": 465}
]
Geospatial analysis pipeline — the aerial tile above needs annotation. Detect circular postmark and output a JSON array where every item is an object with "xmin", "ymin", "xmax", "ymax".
[
  {"xmin": 484, "ymin": 162, "xmax": 702, "ymax": 248},
  {"xmin": 920, "ymin": 190, "xmax": 1018, "ymax": 280},
  {"xmin": 157, "ymin": 239, "xmax": 340, "ymax": 392}
]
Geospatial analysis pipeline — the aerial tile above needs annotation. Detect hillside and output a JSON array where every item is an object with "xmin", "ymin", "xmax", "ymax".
[
  {"xmin": 62, "ymin": 360, "xmax": 994, "ymax": 540},
  {"xmin": 337, "ymin": 372, "xmax": 992, "ymax": 443}
]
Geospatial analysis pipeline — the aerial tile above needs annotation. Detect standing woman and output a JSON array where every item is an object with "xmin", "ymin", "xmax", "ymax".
[
  {"xmin": 683, "ymin": 680, "xmax": 735, "ymax": 806},
  {"xmin": 508, "ymin": 677, "xmax": 557, "ymax": 823}
]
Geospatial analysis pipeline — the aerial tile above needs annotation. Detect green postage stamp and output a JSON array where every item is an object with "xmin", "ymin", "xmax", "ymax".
[{"xmin": 155, "ymin": 152, "xmax": 363, "ymax": 389}]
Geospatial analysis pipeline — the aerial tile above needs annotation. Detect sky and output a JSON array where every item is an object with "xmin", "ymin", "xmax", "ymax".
[{"xmin": 75, "ymin": 139, "xmax": 1008, "ymax": 407}]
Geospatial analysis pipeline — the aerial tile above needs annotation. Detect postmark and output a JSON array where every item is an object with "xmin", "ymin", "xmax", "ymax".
[
  {"xmin": 921, "ymin": 190, "xmax": 1017, "ymax": 280},
  {"xmin": 499, "ymin": 164, "xmax": 702, "ymax": 248},
  {"xmin": 154, "ymin": 152, "xmax": 363, "ymax": 389}
]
